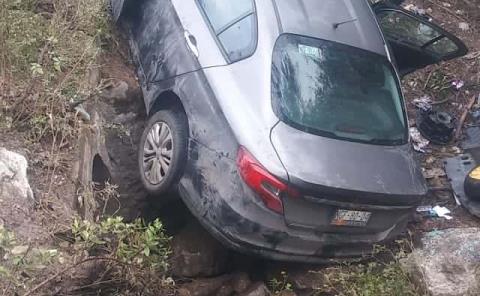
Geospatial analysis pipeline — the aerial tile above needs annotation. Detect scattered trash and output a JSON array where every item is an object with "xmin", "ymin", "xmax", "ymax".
[
  {"xmin": 410, "ymin": 127, "xmax": 430, "ymax": 152},
  {"xmin": 432, "ymin": 206, "xmax": 452, "ymax": 220},
  {"xmin": 451, "ymin": 79, "xmax": 465, "ymax": 90},
  {"xmin": 444, "ymin": 154, "xmax": 480, "ymax": 218},
  {"xmin": 458, "ymin": 22, "xmax": 470, "ymax": 31},
  {"xmin": 465, "ymin": 51, "xmax": 480, "ymax": 60},
  {"xmin": 416, "ymin": 205, "xmax": 432, "ymax": 212},
  {"xmin": 416, "ymin": 205, "xmax": 434, "ymax": 217},
  {"xmin": 413, "ymin": 95, "xmax": 432, "ymax": 111},
  {"xmin": 416, "ymin": 205, "xmax": 452, "ymax": 220},
  {"xmin": 423, "ymin": 167, "xmax": 447, "ymax": 179},
  {"xmin": 451, "ymin": 146, "xmax": 462, "ymax": 154},
  {"xmin": 417, "ymin": 110, "xmax": 455, "ymax": 145}
]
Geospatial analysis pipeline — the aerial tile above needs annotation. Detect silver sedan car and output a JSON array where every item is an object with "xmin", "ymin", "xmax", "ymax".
[{"xmin": 110, "ymin": 0, "xmax": 467, "ymax": 262}]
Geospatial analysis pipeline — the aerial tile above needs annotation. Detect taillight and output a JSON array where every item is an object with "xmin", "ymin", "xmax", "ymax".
[{"xmin": 237, "ymin": 146, "xmax": 296, "ymax": 214}]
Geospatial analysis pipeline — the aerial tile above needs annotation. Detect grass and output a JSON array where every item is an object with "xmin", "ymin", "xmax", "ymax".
[
  {"xmin": 1, "ymin": 217, "xmax": 173, "ymax": 295},
  {"xmin": 321, "ymin": 261, "xmax": 419, "ymax": 296},
  {"xmin": 267, "ymin": 240, "xmax": 423, "ymax": 296},
  {"xmin": 0, "ymin": 1, "xmax": 176, "ymax": 294},
  {"xmin": 1, "ymin": 0, "xmax": 111, "ymax": 145}
]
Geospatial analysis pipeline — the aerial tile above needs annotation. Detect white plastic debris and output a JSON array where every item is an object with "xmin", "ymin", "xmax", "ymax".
[
  {"xmin": 410, "ymin": 127, "xmax": 430, "ymax": 153},
  {"xmin": 459, "ymin": 22, "xmax": 470, "ymax": 31},
  {"xmin": 432, "ymin": 206, "xmax": 453, "ymax": 220},
  {"xmin": 413, "ymin": 95, "xmax": 433, "ymax": 111},
  {"xmin": 417, "ymin": 205, "xmax": 433, "ymax": 213},
  {"xmin": 417, "ymin": 206, "xmax": 453, "ymax": 220},
  {"xmin": 452, "ymin": 80, "xmax": 465, "ymax": 90}
]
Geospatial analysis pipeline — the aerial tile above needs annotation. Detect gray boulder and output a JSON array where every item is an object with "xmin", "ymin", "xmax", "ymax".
[
  {"xmin": 402, "ymin": 228, "xmax": 480, "ymax": 296},
  {"xmin": 239, "ymin": 282, "xmax": 271, "ymax": 296},
  {"xmin": 0, "ymin": 148, "xmax": 33, "ymax": 201}
]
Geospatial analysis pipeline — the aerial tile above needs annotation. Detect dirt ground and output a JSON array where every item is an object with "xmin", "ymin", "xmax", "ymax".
[
  {"xmin": 401, "ymin": 0, "xmax": 480, "ymax": 231},
  {"xmin": 1, "ymin": 0, "xmax": 480, "ymax": 295}
]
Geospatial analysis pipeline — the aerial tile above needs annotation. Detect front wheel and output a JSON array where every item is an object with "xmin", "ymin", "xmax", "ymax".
[{"xmin": 138, "ymin": 109, "xmax": 188, "ymax": 195}]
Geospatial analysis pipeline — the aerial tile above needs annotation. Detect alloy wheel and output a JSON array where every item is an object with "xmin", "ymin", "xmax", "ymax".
[{"xmin": 142, "ymin": 122, "xmax": 173, "ymax": 185}]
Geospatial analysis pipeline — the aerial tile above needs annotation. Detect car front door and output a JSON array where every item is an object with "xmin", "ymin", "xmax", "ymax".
[{"xmin": 372, "ymin": 1, "xmax": 468, "ymax": 76}]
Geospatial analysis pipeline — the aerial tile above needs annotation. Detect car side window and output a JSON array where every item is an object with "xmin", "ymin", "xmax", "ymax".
[
  {"xmin": 197, "ymin": 0, "xmax": 257, "ymax": 63},
  {"xmin": 378, "ymin": 11, "xmax": 460, "ymax": 57}
]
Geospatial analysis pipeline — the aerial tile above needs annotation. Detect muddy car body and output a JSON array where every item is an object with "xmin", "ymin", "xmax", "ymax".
[{"xmin": 111, "ymin": 0, "xmax": 467, "ymax": 261}]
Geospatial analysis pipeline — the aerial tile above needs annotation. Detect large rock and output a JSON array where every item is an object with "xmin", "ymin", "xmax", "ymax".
[
  {"xmin": 402, "ymin": 228, "xmax": 480, "ymax": 296},
  {"xmin": 177, "ymin": 273, "xmax": 252, "ymax": 296},
  {"xmin": 171, "ymin": 221, "xmax": 230, "ymax": 278},
  {"xmin": 178, "ymin": 275, "xmax": 233, "ymax": 296},
  {"xmin": 0, "ymin": 148, "xmax": 45, "ymax": 241},
  {"xmin": 0, "ymin": 148, "xmax": 33, "ymax": 201},
  {"xmin": 239, "ymin": 282, "xmax": 271, "ymax": 296}
]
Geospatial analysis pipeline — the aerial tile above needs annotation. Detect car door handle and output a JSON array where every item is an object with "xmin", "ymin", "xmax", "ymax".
[{"xmin": 184, "ymin": 31, "xmax": 199, "ymax": 58}]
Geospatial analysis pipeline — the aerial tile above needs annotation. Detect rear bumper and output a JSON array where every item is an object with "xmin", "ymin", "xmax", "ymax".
[
  {"xmin": 179, "ymin": 142, "xmax": 421, "ymax": 263},
  {"xmin": 182, "ymin": 189, "xmax": 412, "ymax": 263}
]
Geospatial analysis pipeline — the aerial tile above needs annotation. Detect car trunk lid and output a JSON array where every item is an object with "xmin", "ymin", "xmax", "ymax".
[{"xmin": 270, "ymin": 121, "xmax": 427, "ymax": 233}]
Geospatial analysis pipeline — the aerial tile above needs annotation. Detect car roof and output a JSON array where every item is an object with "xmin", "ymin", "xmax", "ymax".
[{"xmin": 272, "ymin": 0, "xmax": 388, "ymax": 56}]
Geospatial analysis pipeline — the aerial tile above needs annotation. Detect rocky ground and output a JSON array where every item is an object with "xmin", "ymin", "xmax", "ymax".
[{"xmin": 1, "ymin": 0, "xmax": 480, "ymax": 295}]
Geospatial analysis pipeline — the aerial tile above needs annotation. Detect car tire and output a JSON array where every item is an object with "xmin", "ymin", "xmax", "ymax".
[{"xmin": 138, "ymin": 109, "xmax": 188, "ymax": 195}]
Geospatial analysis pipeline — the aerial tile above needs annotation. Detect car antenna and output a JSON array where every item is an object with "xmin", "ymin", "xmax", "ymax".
[{"xmin": 333, "ymin": 18, "xmax": 358, "ymax": 29}]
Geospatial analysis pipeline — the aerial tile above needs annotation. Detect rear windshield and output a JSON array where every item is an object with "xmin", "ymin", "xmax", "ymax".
[{"xmin": 272, "ymin": 34, "xmax": 407, "ymax": 145}]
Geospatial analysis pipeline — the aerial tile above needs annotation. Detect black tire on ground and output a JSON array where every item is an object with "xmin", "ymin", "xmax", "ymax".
[{"xmin": 138, "ymin": 109, "xmax": 188, "ymax": 195}]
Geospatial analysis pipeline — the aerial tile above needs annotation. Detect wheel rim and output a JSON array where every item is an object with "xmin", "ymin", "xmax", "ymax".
[{"xmin": 142, "ymin": 122, "xmax": 173, "ymax": 185}]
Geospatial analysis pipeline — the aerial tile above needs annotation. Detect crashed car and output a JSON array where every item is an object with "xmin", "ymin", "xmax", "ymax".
[{"xmin": 110, "ymin": 0, "xmax": 468, "ymax": 261}]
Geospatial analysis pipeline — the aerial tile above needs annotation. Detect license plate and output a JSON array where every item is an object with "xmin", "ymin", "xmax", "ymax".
[{"xmin": 331, "ymin": 209, "xmax": 371, "ymax": 227}]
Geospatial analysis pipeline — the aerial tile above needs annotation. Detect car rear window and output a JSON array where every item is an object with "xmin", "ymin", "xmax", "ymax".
[{"xmin": 271, "ymin": 34, "xmax": 407, "ymax": 145}]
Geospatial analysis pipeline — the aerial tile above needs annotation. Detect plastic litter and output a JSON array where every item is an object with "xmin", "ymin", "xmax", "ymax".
[
  {"xmin": 452, "ymin": 79, "xmax": 465, "ymax": 90},
  {"xmin": 410, "ymin": 127, "xmax": 429, "ymax": 152},
  {"xmin": 459, "ymin": 22, "xmax": 470, "ymax": 31},
  {"xmin": 413, "ymin": 95, "xmax": 432, "ymax": 111},
  {"xmin": 416, "ymin": 205, "xmax": 452, "ymax": 220},
  {"xmin": 416, "ymin": 205, "xmax": 433, "ymax": 214},
  {"xmin": 432, "ymin": 206, "xmax": 453, "ymax": 220},
  {"xmin": 444, "ymin": 154, "xmax": 480, "ymax": 218}
]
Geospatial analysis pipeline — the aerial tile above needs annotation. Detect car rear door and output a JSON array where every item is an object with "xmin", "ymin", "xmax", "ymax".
[
  {"xmin": 126, "ymin": 0, "xmax": 225, "ymax": 85},
  {"xmin": 372, "ymin": 1, "xmax": 468, "ymax": 76}
]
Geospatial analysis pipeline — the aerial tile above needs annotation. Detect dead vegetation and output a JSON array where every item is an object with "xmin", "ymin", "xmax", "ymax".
[
  {"xmin": 0, "ymin": 0, "xmax": 175, "ymax": 294},
  {"xmin": 1, "ymin": 216, "xmax": 173, "ymax": 295}
]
